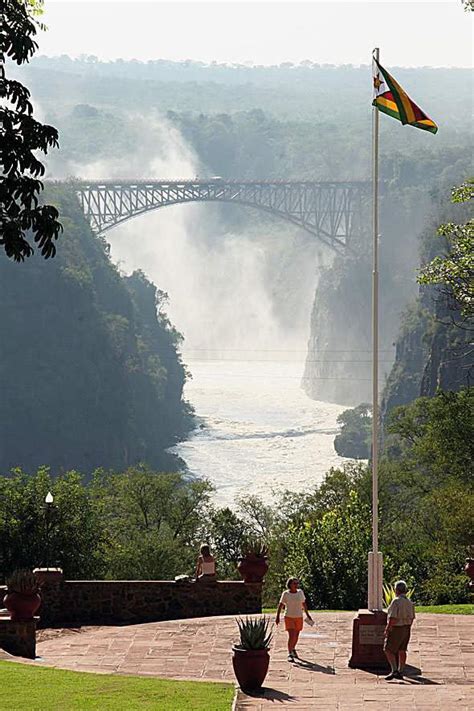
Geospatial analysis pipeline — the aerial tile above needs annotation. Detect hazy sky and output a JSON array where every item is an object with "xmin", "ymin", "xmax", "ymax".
[{"xmin": 37, "ymin": 1, "xmax": 472, "ymax": 68}]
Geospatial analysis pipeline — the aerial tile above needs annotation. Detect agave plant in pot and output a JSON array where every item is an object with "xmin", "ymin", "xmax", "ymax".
[
  {"xmin": 232, "ymin": 616, "xmax": 273, "ymax": 691},
  {"xmin": 237, "ymin": 536, "xmax": 269, "ymax": 583},
  {"xmin": 3, "ymin": 569, "xmax": 41, "ymax": 622}
]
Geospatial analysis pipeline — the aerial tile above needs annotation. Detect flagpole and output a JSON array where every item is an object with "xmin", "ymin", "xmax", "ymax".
[{"xmin": 368, "ymin": 47, "xmax": 383, "ymax": 611}]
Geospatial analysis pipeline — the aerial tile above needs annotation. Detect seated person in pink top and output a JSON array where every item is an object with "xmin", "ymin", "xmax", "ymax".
[{"xmin": 195, "ymin": 544, "xmax": 216, "ymax": 579}]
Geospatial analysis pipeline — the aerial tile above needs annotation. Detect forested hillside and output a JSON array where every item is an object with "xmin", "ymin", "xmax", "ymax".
[{"xmin": 0, "ymin": 185, "xmax": 192, "ymax": 475}]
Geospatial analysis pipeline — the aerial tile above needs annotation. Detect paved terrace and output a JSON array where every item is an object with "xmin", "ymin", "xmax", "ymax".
[{"xmin": 6, "ymin": 612, "xmax": 474, "ymax": 710}]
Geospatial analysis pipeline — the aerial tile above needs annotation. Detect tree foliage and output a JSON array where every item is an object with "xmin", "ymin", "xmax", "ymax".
[
  {"xmin": 0, "ymin": 466, "xmax": 213, "ymax": 581},
  {"xmin": 93, "ymin": 466, "xmax": 213, "ymax": 580},
  {"xmin": 334, "ymin": 403, "xmax": 372, "ymax": 459},
  {"xmin": 0, "ymin": 0, "xmax": 62, "ymax": 261},
  {"xmin": 276, "ymin": 389, "xmax": 473, "ymax": 609},
  {"xmin": 285, "ymin": 491, "xmax": 372, "ymax": 609},
  {"xmin": 0, "ymin": 467, "xmax": 106, "ymax": 579},
  {"xmin": 378, "ymin": 388, "xmax": 474, "ymax": 604},
  {"xmin": 418, "ymin": 180, "xmax": 473, "ymax": 319},
  {"xmin": 387, "ymin": 388, "xmax": 473, "ymax": 485}
]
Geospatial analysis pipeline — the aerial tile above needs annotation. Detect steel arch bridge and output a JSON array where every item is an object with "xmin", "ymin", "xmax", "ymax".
[{"xmin": 75, "ymin": 179, "xmax": 369, "ymax": 253}]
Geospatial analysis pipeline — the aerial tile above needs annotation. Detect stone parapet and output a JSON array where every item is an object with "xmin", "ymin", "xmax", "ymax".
[{"xmin": 37, "ymin": 578, "xmax": 261, "ymax": 628}]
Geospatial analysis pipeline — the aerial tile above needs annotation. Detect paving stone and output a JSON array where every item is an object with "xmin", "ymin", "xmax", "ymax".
[{"xmin": 26, "ymin": 612, "xmax": 472, "ymax": 709}]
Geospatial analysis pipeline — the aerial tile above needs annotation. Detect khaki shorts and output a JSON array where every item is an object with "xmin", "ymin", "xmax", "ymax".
[
  {"xmin": 384, "ymin": 625, "xmax": 411, "ymax": 654},
  {"xmin": 284, "ymin": 616, "xmax": 304, "ymax": 632}
]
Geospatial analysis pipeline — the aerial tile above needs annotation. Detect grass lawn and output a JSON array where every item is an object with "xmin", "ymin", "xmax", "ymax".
[
  {"xmin": 263, "ymin": 605, "xmax": 473, "ymax": 615},
  {"xmin": 415, "ymin": 604, "xmax": 473, "ymax": 615},
  {"xmin": 0, "ymin": 661, "xmax": 234, "ymax": 711}
]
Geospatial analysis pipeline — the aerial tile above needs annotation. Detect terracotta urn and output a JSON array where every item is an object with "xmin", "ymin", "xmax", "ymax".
[
  {"xmin": 237, "ymin": 555, "xmax": 269, "ymax": 583},
  {"xmin": 464, "ymin": 559, "xmax": 474, "ymax": 589},
  {"xmin": 3, "ymin": 591, "xmax": 41, "ymax": 622},
  {"xmin": 232, "ymin": 646, "xmax": 270, "ymax": 691}
]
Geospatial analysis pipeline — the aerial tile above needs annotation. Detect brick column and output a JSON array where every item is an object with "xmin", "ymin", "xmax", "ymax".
[{"xmin": 33, "ymin": 568, "xmax": 64, "ymax": 628}]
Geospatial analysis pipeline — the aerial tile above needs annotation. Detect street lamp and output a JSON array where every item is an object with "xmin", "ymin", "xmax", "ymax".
[{"xmin": 44, "ymin": 491, "xmax": 54, "ymax": 569}]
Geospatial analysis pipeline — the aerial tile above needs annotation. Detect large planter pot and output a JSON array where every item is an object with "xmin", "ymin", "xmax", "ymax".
[
  {"xmin": 3, "ymin": 591, "xmax": 41, "ymax": 622},
  {"xmin": 465, "ymin": 559, "xmax": 474, "ymax": 589},
  {"xmin": 232, "ymin": 646, "xmax": 269, "ymax": 691},
  {"xmin": 237, "ymin": 555, "xmax": 269, "ymax": 583}
]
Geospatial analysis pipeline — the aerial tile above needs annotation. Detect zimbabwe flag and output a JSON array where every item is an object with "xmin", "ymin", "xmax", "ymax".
[{"xmin": 372, "ymin": 58, "xmax": 438, "ymax": 134}]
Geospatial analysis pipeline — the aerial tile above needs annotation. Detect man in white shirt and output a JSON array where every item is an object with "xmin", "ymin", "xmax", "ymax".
[{"xmin": 384, "ymin": 580, "xmax": 416, "ymax": 680}]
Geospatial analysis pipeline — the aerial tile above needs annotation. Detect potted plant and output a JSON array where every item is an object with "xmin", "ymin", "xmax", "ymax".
[
  {"xmin": 232, "ymin": 616, "xmax": 272, "ymax": 691},
  {"xmin": 237, "ymin": 536, "xmax": 269, "ymax": 583},
  {"xmin": 3, "ymin": 569, "xmax": 41, "ymax": 622}
]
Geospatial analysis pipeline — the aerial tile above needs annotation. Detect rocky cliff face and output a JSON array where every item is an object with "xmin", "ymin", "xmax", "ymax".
[
  {"xmin": 381, "ymin": 194, "xmax": 472, "ymax": 422},
  {"xmin": 303, "ymin": 170, "xmax": 472, "ymax": 411},
  {"xmin": 421, "ymin": 298, "xmax": 473, "ymax": 396},
  {"xmin": 302, "ymin": 185, "xmax": 428, "ymax": 407},
  {"xmin": 381, "ymin": 290, "xmax": 472, "ymax": 425},
  {"xmin": 302, "ymin": 256, "xmax": 377, "ymax": 406},
  {"xmin": 380, "ymin": 297, "xmax": 432, "ymax": 420}
]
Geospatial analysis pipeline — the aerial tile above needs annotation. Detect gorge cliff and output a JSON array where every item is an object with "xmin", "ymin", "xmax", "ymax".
[
  {"xmin": 302, "ymin": 150, "xmax": 472, "ymax": 408},
  {"xmin": 0, "ymin": 185, "xmax": 192, "ymax": 475}
]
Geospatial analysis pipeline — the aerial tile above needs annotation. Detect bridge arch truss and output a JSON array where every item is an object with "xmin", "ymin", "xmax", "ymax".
[{"xmin": 76, "ymin": 180, "xmax": 369, "ymax": 253}]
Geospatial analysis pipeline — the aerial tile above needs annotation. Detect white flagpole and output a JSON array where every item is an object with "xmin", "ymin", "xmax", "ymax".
[{"xmin": 368, "ymin": 47, "xmax": 383, "ymax": 611}]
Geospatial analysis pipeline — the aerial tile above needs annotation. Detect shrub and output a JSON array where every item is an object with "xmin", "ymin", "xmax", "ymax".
[{"xmin": 285, "ymin": 491, "xmax": 371, "ymax": 609}]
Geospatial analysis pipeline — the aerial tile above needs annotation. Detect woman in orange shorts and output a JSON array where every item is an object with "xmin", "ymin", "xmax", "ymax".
[{"xmin": 275, "ymin": 577, "xmax": 313, "ymax": 661}]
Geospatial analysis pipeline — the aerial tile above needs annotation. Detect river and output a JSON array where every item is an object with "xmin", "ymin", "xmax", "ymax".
[
  {"xmin": 174, "ymin": 359, "xmax": 347, "ymax": 507},
  {"xmin": 106, "ymin": 200, "xmax": 347, "ymax": 507}
]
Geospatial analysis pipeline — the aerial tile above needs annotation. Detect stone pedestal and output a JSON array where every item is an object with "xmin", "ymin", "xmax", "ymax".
[
  {"xmin": 0, "ymin": 615, "xmax": 38, "ymax": 659},
  {"xmin": 348, "ymin": 609, "xmax": 389, "ymax": 670}
]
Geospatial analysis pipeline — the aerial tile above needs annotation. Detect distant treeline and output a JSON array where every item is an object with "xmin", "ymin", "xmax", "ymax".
[{"xmin": 19, "ymin": 55, "xmax": 470, "ymax": 128}]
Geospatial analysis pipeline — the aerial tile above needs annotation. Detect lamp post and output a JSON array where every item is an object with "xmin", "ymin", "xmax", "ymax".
[{"xmin": 44, "ymin": 491, "xmax": 54, "ymax": 570}]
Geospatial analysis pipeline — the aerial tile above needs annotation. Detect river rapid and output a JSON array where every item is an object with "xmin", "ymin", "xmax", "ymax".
[{"xmin": 174, "ymin": 359, "xmax": 347, "ymax": 507}]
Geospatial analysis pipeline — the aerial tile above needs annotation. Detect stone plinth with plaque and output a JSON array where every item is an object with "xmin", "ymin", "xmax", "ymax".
[{"xmin": 348, "ymin": 609, "xmax": 389, "ymax": 670}]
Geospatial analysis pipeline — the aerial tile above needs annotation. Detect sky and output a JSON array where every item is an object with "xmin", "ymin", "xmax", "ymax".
[{"xmin": 37, "ymin": 1, "xmax": 473, "ymax": 68}]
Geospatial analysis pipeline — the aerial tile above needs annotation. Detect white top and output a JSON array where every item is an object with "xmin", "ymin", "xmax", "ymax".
[
  {"xmin": 387, "ymin": 595, "xmax": 415, "ymax": 626},
  {"xmin": 201, "ymin": 559, "xmax": 216, "ymax": 575},
  {"xmin": 279, "ymin": 589, "xmax": 305, "ymax": 617}
]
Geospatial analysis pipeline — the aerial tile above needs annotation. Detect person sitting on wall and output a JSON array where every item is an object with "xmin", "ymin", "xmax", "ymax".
[
  {"xmin": 384, "ymin": 580, "xmax": 416, "ymax": 680},
  {"xmin": 195, "ymin": 544, "xmax": 216, "ymax": 581}
]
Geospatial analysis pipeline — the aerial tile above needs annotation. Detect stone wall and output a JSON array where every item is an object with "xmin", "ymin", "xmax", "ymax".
[
  {"xmin": 0, "ymin": 615, "xmax": 37, "ymax": 659},
  {"xmin": 33, "ymin": 572, "xmax": 262, "ymax": 628}
]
